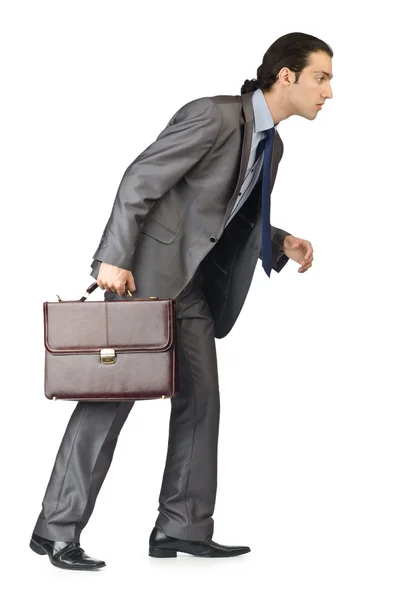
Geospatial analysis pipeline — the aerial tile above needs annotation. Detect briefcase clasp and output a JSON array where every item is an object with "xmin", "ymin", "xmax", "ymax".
[{"xmin": 100, "ymin": 349, "xmax": 116, "ymax": 364}]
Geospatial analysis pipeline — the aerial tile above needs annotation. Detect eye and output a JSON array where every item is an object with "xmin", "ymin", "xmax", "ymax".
[{"xmin": 317, "ymin": 76, "xmax": 324, "ymax": 83}]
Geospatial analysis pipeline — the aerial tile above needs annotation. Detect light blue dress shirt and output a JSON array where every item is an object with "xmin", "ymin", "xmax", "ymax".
[{"xmin": 226, "ymin": 88, "xmax": 278, "ymax": 225}]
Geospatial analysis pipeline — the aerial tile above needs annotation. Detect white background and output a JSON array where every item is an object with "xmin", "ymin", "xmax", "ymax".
[{"xmin": 1, "ymin": 1, "xmax": 397, "ymax": 598}]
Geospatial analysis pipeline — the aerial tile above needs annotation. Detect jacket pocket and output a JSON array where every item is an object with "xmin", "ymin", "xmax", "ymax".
[{"xmin": 141, "ymin": 218, "xmax": 177, "ymax": 244}]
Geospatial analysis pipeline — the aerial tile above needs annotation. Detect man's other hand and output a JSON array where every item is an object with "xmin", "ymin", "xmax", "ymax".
[{"xmin": 283, "ymin": 235, "xmax": 314, "ymax": 273}]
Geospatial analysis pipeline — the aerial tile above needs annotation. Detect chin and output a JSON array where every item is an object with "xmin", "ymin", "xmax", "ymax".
[{"xmin": 301, "ymin": 113, "xmax": 316, "ymax": 121}]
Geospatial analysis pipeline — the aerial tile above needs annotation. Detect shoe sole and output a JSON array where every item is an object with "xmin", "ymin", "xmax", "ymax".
[
  {"xmin": 149, "ymin": 546, "xmax": 251, "ymax": 558},
  {"xmin": 149, "ymin": 547, "xmax": 177, "ymax": 558},
  {"xmin": 30, "ymin": 538, "xmax": 106, "ymax": 570}
]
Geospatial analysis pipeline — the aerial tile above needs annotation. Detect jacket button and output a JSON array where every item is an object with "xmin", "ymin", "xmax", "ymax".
[{"xmin": 210, "ymin": 237, "xmax": 216, "ymax": 242}]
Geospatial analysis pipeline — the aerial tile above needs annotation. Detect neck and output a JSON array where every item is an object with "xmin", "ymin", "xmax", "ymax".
[{"xmin": 263, "ymin": 89, "xmax": 292, "ymax": 126}]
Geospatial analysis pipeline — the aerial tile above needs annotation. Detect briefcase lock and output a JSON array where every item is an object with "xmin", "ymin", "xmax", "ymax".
[{"xmin": 100, "ymin": 349, "xmax": 116, "ymax": 364}]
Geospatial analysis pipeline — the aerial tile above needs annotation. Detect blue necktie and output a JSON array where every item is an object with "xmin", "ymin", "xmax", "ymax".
[{"xmin": 255, "ymin": 126, "xmax": 275, "ymax": 277}]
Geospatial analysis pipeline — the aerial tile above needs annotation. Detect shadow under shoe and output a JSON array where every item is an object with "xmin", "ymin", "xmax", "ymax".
[
  {"xmin": 30, "ymin": 533, "xmax": 106, "ymax": 570},
  {"xmin": 149, "ymin": 527, "xmax": 251, "ymax": 558}
]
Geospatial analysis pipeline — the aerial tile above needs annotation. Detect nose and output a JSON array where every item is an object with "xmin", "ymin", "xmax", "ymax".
[{"xmin": 322, "ymin": 83, "xmax": 333, "ymax": 100}]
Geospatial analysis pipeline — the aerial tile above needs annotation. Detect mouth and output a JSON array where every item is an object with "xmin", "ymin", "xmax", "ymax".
[{"xmin": 316, "ymin": 104, "xmax": 323, "ymax": 110}]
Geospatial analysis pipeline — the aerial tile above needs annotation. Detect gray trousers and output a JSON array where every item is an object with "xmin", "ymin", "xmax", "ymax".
[{"xmin": 33, "ymin": 265, "xmax": 220, "ymax": 543}]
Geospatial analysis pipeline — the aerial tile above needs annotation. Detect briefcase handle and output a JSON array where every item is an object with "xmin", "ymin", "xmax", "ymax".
[
  {"xmin": 56, "ymin": 283, "xmax": 159, "ymax": 303},
  {"xmin": 55, "ymin": 283, "xmax": 135, "ymax": 302},
  {"xmin": 77, "ymin": 282, "xmax": 134, "ymax": 302}
]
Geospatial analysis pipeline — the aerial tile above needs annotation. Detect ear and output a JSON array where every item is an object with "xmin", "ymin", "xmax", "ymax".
[{"xmin": 278, "ymin": 67, "xmax": 294, "ymax": 86}]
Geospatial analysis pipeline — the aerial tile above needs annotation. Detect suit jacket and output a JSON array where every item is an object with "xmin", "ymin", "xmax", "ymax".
[{"xmin": 90, "ymin": 91, "xmax": 291, "ymax": 338}]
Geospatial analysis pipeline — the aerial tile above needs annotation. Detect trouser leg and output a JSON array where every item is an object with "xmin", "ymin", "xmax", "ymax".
[
  {"xmin": 33, "ymin": 400, "xmax": 134, "ymax": 542},
  {"xmin": 155, "ymin": 266, "xmax": 220, "ymax": 541}
]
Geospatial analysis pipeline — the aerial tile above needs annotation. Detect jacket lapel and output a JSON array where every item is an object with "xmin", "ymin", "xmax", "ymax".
[
  {"xmin": 223, "ymin": 92, "xmax": 281, "ymax": 226},
  {"xmin": 222, "ymin": 92, "xmax": 254, "ymax": 226}
]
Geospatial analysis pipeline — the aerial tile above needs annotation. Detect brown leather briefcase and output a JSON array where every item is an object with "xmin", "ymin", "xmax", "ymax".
[{"xmin": 44, "ymin": 283, "xmax": 179, "ymax": 402}]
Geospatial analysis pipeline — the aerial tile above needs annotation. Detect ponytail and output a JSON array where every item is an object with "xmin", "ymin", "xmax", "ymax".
[{"xmin": 241, "ymin": 78, "xmax": 260, "ymax": 94}]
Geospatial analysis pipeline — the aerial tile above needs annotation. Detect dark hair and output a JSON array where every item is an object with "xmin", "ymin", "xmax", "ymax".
[{"xmin": 241, "ymin": 32, "xmax": 333, "ymax": 94}]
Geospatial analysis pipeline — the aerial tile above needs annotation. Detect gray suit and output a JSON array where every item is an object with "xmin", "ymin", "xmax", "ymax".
[
  {"xmin": 90, "ymin": 91, "xmax": 290, "ymax": 337},
  {"xmin": 33, "ymin": 92, "xmax": 291, "ymax": 543}
]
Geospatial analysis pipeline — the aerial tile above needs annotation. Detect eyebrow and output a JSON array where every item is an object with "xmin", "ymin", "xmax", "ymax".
[{"xmin": 313, "ymin": 70, "xmax": 333, "ymax": 80}]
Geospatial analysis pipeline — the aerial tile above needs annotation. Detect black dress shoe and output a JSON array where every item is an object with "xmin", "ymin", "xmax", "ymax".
[
  {"xmin": 29, "ymin": 533, "xmax": 106, "ymax": 570},
  {"xmin": 148, "ymin": 527, "xmax": 251, "ymax": 558}
]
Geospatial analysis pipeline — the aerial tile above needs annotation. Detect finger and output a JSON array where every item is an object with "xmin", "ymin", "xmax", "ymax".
[
  {"xmin": 298, "ymin": 260, "xmax": 312, "ymax": 271},
  {"xmin": 304, "ymin": 245, "xmax": 313, "ymax": 261},
  {"xmin": 114, "ymin": 282, "xmax": 127, "ymax": 296},
  {"xmin": 102, "ymin": 280, "xmax": 117, "ymax": 293},
  {"xmin": 126, "ymin": 273, "xmax": 136, "ymax": 293},
  {"xmin": 298, "ymin": 261, "xmax": 313, "ymax": 273},
  {"xmin": 97, "ymin": 280, "xmax": 106, "ymax": 290},
  {"xmin": 300, "ymin": 246, "xmax": 313, "ymax": 262}
]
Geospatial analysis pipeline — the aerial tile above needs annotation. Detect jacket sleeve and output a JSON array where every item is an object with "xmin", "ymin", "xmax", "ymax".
[
  {"xmin": 258, "ymin": 226, "xmax": 291, "ymax": 273},
  {"xmin": 90, "ymin": 98, "xmax": 223, "ymax": 278}
]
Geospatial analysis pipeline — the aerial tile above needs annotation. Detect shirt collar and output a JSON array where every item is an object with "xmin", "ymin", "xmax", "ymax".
[{"xmin": 251, "ymin": 88, "xmax": 278, "ymax": 133}]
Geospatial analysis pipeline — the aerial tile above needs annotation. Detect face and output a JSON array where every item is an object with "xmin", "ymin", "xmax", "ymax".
[{"xmin": 281, "ymin": 51, "xmax": 334, "ymax": 120}]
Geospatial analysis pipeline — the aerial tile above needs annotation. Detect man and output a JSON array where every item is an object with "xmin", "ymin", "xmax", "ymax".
[{"xmin": 30, "ymin": 32, "xmax": 333, "ymax": 570}]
